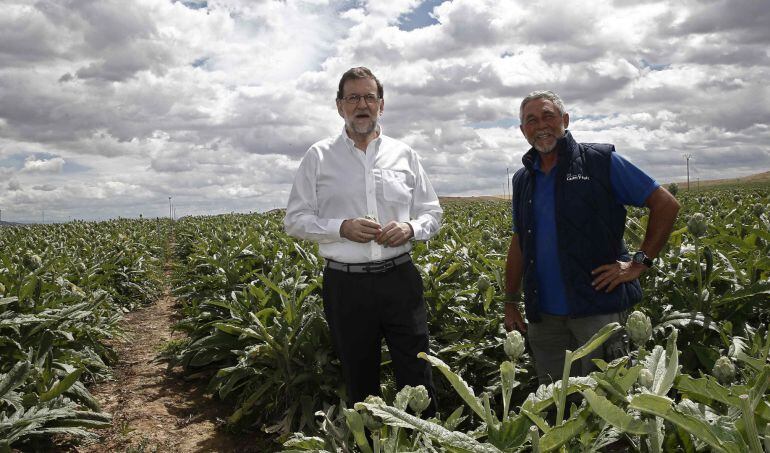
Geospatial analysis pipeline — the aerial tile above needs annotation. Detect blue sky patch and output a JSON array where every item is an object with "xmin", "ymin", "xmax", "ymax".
[
  {"xmin": 192, "ymin": 57, "xmax": 210, "ymax": 68},
  {"xmin": 0, "ymin": 152, "xmax": 89, "ymax": 173},
  {"xmin": 398, "ymin": 0, "xmax": 443, "ymax": 31},
  {"xmin": 179, "ymin": 0, "xmax": 207, "ymax": 10},
  {"xmin": 62, "ymin": 160, "xmax": 90, "ymax": 174},
  {"xmin": 640, "ymin": 59, "xmax": 669, "ymax": 71}
]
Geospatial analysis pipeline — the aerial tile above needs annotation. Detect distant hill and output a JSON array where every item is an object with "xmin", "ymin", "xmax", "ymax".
[
  {"xmin": 440, "ymin": 170, "xmax": 770, "ymax": 203},
  {"xmin": 0, "ymin": 221, "xmax": 23, "ymax": 227},
  {"xmin": 670, "ymin": 170, "xmax": 770, "ymax": 188}
]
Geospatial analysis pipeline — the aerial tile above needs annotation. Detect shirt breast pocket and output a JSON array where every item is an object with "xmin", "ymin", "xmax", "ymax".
[{"xmin": 379, "ymin": 169, "xmax": 412, "ymax": 204}]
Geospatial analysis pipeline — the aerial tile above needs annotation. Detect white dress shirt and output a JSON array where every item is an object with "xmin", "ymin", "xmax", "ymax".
[{"xmin": 284, "ymin": 126, "xmax": 442, "ymax": 263}]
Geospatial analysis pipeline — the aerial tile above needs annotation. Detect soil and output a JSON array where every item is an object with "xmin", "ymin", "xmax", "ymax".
[{"xmin": 70, "ymin": 261, "xmax": 276, "ymax": 452}]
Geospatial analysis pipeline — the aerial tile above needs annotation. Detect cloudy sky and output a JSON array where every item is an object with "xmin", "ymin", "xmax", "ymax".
[{"xmin": 1, "ymin": 0, "xmax": 769, "ymax": 222}]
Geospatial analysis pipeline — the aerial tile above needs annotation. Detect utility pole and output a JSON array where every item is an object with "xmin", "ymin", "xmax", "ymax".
[
  {"xmin": 506, "ymin": 167, "xmax": 510, "ymax": 200},
  {"xmin": 169, "ymin": 197, "xmax": 172, "ymax": 220},
  {"xmin": 683, "ymin": 154, "xmax": 692, "ymax": 191}
]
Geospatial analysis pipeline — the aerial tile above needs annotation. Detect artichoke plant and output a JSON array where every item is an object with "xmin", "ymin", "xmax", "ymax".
[
  {"xmin": 712, "ymin": 356, "xmax": 736, "ymax": 384},
  {"xmin": 503, "ymin": 330, "xmax": 525, "ymax": 362},
  {"xmin": 626, "ymin": 310, "xmax": 652, "ymax": 347},
  {"xmin": 687, "ymin": 212, "xmax": 707, "ymax": 237}
]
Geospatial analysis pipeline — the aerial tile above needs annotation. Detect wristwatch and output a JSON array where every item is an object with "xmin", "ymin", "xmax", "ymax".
[{"xmin": 632, "ymin": 251, "xmax": 654, "ymax": 268}]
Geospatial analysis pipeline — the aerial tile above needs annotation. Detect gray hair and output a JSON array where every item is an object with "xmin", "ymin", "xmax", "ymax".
[{"xmin": 519, "ymin": 90, "xmax": 566, "ymax": 122}]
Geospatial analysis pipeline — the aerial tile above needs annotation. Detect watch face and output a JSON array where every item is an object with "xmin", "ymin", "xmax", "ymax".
[{"xmin": 633, "ymin": 251, "xmax": 644, "ymax": 263}]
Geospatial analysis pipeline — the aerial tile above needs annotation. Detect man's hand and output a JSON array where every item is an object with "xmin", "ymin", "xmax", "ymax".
[
  {"xmin": 504, "ymin": 303, "xmax": 527, "ymax": 333},
  {"xmin": 340, "ymin": 218, "xmax": 382, "ymax": 243},
  {"xmin": 591, "ymin": 261, "xmax": 646, "ymax": 292},
  {"xmin": 376, "ymin": 221, "xmax": 413, "ymax": 247}
]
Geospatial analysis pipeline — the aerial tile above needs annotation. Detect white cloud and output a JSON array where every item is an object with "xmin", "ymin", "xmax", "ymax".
[
  {"xmin": 21, "ymin": 157, "xmax": 65, "ymax": 173},
  {"xmin": 0, "ymin": 0, "xmax": 768, "ymax": 222}
]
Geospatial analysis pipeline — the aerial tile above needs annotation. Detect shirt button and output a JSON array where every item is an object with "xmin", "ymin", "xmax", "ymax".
[
  {"xmin": 530, "ymin": 259, "xmax": 534, "ymax": 264},
  {"xmin": 527, "ymin": 229, "xmax": 532, "ymax": 234},
  {"xmin": 528, "ymin": 199, "xmax": 532, "ymax": 204}
]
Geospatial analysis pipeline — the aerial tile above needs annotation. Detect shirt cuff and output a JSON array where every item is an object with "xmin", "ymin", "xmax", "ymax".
[
  {"xmin": 329, "ymin": 218, "xmax": 345, "ymax": 239},
  {"xmin": 406, "ymin": 220, "xmax": 420, "ymax": 241}
]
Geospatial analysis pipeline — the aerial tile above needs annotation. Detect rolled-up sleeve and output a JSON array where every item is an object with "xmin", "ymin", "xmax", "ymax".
[{"xmin": 284, "ymin": 150, "xmax": 345, "ymax": 243}]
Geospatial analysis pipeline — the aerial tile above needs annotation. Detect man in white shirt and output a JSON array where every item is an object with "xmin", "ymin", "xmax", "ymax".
[{"xmin": 284, "ymin": 67, "xmax": 442, "ymax": 416}]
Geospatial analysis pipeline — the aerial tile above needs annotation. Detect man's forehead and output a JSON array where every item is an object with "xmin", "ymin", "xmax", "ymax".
[
  {"xmin": 523, "ymin": 99, "xmax": 558, "ymax": 116},
  {"xmin": 342, "ymin": 77, "xmax": 377, "ymax": 94}
]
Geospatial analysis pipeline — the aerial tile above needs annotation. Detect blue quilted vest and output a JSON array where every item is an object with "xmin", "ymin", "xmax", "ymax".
[{"xmin": 511, "ymin": 131, "xmax": 641, "ymax": 321}]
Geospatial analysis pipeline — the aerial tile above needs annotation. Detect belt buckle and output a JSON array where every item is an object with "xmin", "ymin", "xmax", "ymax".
[{"xmin": 363, "ymin": 260, "xmax": 392, "ymax": 273}]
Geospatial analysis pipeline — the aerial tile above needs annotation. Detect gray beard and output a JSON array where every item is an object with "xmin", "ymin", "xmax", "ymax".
[
  {"xmin": 534, "ymin": 140, "xmax": 557, "ymax": 154},
  {"xmin": 347, "ymin": 117, "xmax": 378, "ymax": 136}
]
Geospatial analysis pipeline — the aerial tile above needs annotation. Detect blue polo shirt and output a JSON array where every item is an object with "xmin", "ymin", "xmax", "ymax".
[{"xmin": 513, "ymin": 153, "xmax": 658, "ymax": 315}]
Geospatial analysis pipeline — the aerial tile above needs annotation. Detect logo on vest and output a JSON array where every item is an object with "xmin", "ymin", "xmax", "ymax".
[{"xmin": 566, "ymin": 173, "xmax": 590, "ymax": 181}]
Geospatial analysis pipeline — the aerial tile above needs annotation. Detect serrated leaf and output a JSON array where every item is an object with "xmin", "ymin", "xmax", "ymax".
[
  {"xmin": 419, "ymin": 352, "xmax": 485, "ymax": 419},
  {"xmin": 0, "ymin": 361, "xmax": 31, "ymax": 399},
  {"xmin": 581, "ymin": 389, "xmax": 649, "ymax": 435},
  {"xmin": 629, "ymin": 393, "xmax": 734, "ymax": 453},
  {"xmin": 354, "ymin": 402, "xmax": 502, "ymax": 453}
]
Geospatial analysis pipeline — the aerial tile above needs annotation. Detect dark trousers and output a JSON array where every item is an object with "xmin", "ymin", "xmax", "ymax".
[{"xmin": 322, "ymin": 260, "xmax": 437, "ymax": 416}]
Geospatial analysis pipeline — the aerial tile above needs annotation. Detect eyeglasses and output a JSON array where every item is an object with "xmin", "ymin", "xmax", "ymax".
[{"xmin": 339, "ymin": 94, "xmax": 380, "ymax": 105}]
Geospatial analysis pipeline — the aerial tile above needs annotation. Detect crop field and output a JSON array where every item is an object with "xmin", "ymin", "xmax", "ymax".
[{"xmin": 1, "ymin": 185, "xmax": 769, "ymax": 452}]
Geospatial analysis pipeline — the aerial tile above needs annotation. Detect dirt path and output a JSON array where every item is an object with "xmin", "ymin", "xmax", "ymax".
[{"xmin": 76, "ymin": 267, "xmax": 271, "ymax": 451}]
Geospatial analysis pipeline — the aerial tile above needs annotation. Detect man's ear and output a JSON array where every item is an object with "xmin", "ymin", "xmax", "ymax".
[
  {"xmin": 336, "ymin": 99, "xmax": 344, "ymax": 118},
  {"xmin": 563, "ymin": 112, "xmax": 570, "ymax": 129},
  {"xmin": 379, "ymin": 98, "xmax": 384, "ymax": 115}
]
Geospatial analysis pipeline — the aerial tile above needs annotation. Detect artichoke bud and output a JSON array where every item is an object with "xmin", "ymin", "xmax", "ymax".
[
  {"xmin": 626, "ymin": 310, "xmax": 652, "ymax": 346},
  {"xmin": 0, "ymin": 282, "xmax": 5, "ymax": 295},
  {"xmin": 407, "ymin": 385, "xmax": 431, "ymax": 415},
  {"xmin": 686, "ymin": 213, "xmax": 707, "ymax": 237},
  {"xmin": 477, "ymin": 275, "xmax": 490, "ymax": 292},
  {"xmin": 25, "ymin": 254, "xmax": 43, "ymax": 270},
  {"xmin": 753, "ymin": 203, "xmax": 765, "ymax": 217},
  {"xmin": 361, "ymin": 396, "xmax": 385, "ymax": 430},
  {"xmin": 503, "ymin": 330, "xmax": 526, "ymax": 361},
  {"xmin": 638, "ymin": 369, "xmax": 654, "ymax": 389},
  {"xmin": 712, "ymin": 356, "xmax": 735, "ymax": 384}
]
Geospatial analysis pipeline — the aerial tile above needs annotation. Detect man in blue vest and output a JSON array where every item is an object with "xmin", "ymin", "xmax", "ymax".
[{"xmin": 504, "ymin": 90, "xmax": 680, "ymax": 384}]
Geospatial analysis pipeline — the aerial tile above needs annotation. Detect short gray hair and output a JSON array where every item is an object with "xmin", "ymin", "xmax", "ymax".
[{"xmin": 519, "ymin": 90, "xmax": 566, "ymax": 122}]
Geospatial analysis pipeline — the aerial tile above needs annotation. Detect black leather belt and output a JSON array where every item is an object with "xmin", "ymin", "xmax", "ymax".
[{"xmin": 325, "ymin": 253, "xmax": 411, "ymax": 273}]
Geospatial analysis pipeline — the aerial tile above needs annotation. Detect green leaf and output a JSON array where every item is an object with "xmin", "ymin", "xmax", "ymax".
[
  {"xmin": 539, "ymin": 408, "xmax": 590, "ymax": 451},
  {"xmin": 629, "ymin": 393, "xmax": 733, "ymax": 453},
  {"xmin": 343, "ymin": 408, "xmax": 373, "ymax": 453},
  {"xmin": 354, "ymin": 401, "xmax": 502, "ymax": 453},
  {"xmin": 0, "ymin": 361, "xmax": 31, "ymax": 399},
  {"xmin": 436, "ymin": 262, "xmax": 462, "ymax": 282},
  {"xmin": 571, "ymin": 322, "xmax": 622, "ymax": 362},
  {"xmin": 418, "ymin": 352, "xmax": 485, "ymax": 419},
  {"xmin": 283, "ymin": 433, "xmax": 327, "ymax": 450},
  {"xmin": 581, "ymin": 389, "xmax": 649, "ymax": 435},
  {"xmin": 443, "ymin": 406, "xmax": 466, "ymax": 431},
  {"xmin": 749, "ymin": 365, "xmax": 770, "ymax": 410},
  {"xmin": 487, "ymin": 414, "xmax": 531, "ymax": 450},
  {"xmin": 40, "ymin": 368, "xmax": 83, "ymax": 403},
  {"xmin": 520, "ymin": 407, "xmax": 550, "ymax": 433}
]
